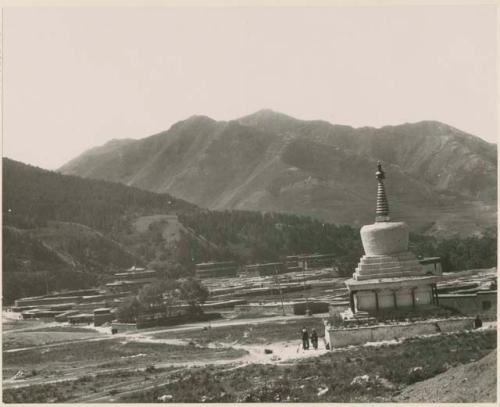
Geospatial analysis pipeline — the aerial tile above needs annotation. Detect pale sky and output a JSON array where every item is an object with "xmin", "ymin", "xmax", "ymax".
[{"xmin": 3, "ymin": 5, "xmax": 497, "ymax": 170}]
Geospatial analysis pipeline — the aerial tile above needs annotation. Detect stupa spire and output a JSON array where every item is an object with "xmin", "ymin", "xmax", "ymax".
[{"xmin": 375, "ymin": 162, "xmax": 390, "ymax": 222}]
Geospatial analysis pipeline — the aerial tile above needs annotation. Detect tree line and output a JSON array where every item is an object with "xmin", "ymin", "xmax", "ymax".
[{"xmin": 116, "ymin": 278, "xmax": 209, "ymax": 323}]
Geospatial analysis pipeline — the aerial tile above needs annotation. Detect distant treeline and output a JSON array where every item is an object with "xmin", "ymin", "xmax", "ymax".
[
  {"xmin": 177, "ymin": 210, "xmax": 497, "ymax": 275},
  {"xmin": 177, "ymin": 210, "xmax": 363, "ymax": 274},
  {"xmin": 410, "ymin": 229, "xmax": 497, "ymax": 273}
]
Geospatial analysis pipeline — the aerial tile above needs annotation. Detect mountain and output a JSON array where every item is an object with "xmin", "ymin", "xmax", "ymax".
[{"xmin": 59, "ymin": 110, "xmax": 497, "ymax": 237}]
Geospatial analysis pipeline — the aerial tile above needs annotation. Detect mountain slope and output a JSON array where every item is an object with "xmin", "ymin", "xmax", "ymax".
[
  {"xmin": 3, "ymin": 158, "xmax": 496, "ymax": 304},
  {"xmin": 2, "ymin": 158, "xmax": 198, "ymax": 303},
  {"xmin": 4, "ymin": 157, "xmax": 197, "ymax": 232},
  {"xmin": 2, "ymin": 223, "xmax": 137, "ymax": 304},
  {"xmin": 3, "ymin": 158, "xmax": 365, "ymax": 302},
  {"xmin": 59, "ymin": 110, "xmax": 497, "ymax": 236},
  {"xmin": 395, "ymin": 349, "xmax": 496, "ymax": 402}
]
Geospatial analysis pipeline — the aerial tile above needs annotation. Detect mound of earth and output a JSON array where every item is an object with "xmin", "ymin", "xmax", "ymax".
[{"xmin": 395, "ymin": 349, "xmax": 497, "ymax": 403}]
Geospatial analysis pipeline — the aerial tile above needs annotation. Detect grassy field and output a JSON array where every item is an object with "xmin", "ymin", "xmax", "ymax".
[
  {"xmin": 152, "ymin": 317, "xmax": 326, "ymax": 345},
  {"xmin": 3, "ymin": 366, "xmax": 182, "ymax": 403},
  {"xmin": 3, "ymin": 337, "xmax": 247, "ymax": 382},
  {"xmin": 2, "ymin": 319, "xmax": 49, "ymax": 332},
  {"xmin": 18, "ymin": 325, "xmax": 99, "ymax": 333},
  {"xmin": 120, "ymin": 329, "xmax": 497, "ymax": 403},
  {"xmin": 3, "ymin": 326, "xmax": 100, "ymax": 350}
]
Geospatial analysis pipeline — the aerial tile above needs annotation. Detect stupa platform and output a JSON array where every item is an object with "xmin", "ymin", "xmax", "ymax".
[
  {"xmin": 353, "ymin": 251, "xmax": 426, "ymax": 281},
  {"xmin": 346, "ymin": 274, "xmax": 442, "ymax": 290}
]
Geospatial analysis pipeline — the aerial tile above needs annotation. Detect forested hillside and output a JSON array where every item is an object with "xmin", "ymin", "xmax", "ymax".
[
  {"xmin": 3, "ymin": 226, "xmax": 104, "ymax": 304},
  {"xmin": 3, "ymin": 158, "xmax": 496, "ymax": 303},
  {"xmin": 3, "ymin": 158, "xmax": 196, "ymax": 233},
  {"xmin": 178, "ymin": 210, "xmax": 362, "ymax": 270}
]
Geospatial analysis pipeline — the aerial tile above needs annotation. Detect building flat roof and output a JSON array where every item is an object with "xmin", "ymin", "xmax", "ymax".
[
  {"xmin": 115, "ymin": 270, "xmax": 157, "ymax": 277},
  {"xmin": 126, "ymin": 266, "xmax": 147, "ymax": 272},
  {"xmin": 419, "ymin": 257, "xmax": 441, "ymax": 264},
  {"xmin": 245, "ymin": 262, "xmax": 282, "ymax": 267},
  {"xmin": 477, "ymin": 290, "xmax": 497, "ymax": 295},
  {"xmin": 94, "ymin": 308, "xmax": 112, "ymax": 313},
  {"xmin": 286, "ymin": 253, "xmax": 335, "ymax": 259},
  {"xmin": 196, "ymin": 261, "xmax": 236, "ymax": 266}
]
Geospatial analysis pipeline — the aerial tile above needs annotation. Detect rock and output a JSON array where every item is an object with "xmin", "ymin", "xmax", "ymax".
[
  {"xmin": 378, "ymin": 376, "xmax": 396, "ymax": 389},
  {"xmin": 350, "ymin": 375, "xmax": 371, "ymax": 387},
  {"xmin": 264, "ymin": 349, "xmax": 273, "ymax": 354},
  {"xmin": 350, "ymin": 374, "xmax": 395, "ymax": 389},
  {"xmin": 157, "ymin": 394, "xmax": 173, "ymax": 402},
  {"xmin": 408, "ymin": 366, "xmax": 426, "ymax": 383},
  {"xmin": 12, "ymin": 370, "xmax": 27, "ymax": 380}
]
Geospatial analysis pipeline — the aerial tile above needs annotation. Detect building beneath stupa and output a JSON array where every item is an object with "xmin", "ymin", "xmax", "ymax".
[
  {"xmin": 325, "ymin": 162, "xmax": 475, "ymax": 348},
  {"xmin": 343, "ymin": 162, "xmax": 441, "ymax": 319}
]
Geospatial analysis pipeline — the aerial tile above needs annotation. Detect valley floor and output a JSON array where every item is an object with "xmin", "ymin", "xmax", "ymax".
[{"xmin": 2, "ymin": 311, "xmax": 497, "ymax": 403}]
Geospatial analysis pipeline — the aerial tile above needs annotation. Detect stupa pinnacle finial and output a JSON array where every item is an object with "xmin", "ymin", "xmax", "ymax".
[{"xmin": 375, "ymin": 161, "xmax": 390, "ymax": 222}]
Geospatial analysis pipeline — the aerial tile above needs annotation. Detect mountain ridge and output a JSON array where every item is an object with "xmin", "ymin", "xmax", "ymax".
[{"xmin": 59, "ymin": 110, "xmax": 497, "ymax": 237}]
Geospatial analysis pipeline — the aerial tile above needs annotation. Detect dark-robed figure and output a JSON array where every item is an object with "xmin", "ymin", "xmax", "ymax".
[
  {"xmin": 301, "ymin": 327, "xmax": 310, "ymax": 350},
  {"xmin": 311, "ymin": 329, "xmax": 319, "ymax": 350}
]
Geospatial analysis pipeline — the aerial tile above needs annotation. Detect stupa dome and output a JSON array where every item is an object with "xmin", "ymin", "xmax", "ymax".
[
  {"xmin": 360, "ymin": 162, "xmax": 409, "ymax": 256},
  {"xmin": 361, "ymin": 221, "xmax": 409, "ymax": 256}
]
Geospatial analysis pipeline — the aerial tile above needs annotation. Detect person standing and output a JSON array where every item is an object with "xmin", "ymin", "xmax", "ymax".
[
  {"xmin": 301, "ymin": 327, "xmax": 310, "ymax": 350},
  {"xmin": 311, "ymin": 329, "xmax": 319, "ymax": 350}
]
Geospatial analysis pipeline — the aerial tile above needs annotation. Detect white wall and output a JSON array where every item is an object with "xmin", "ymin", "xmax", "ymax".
[{"xmin": 326, "ymin": 318, "xmax": 474, "ymax": 348}]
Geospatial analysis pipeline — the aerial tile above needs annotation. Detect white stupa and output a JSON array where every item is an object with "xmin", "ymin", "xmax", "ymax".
[{"xmin": 344, "ymin": 162, "xmax": 442, "ymax": 317}]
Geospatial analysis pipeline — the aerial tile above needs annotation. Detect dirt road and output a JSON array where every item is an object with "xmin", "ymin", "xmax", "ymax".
[{"xmin": 4, "ymin": 313, "xmax": 327, "ymax": 354}]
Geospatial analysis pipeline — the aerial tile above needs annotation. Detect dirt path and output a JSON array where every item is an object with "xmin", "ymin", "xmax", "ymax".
[
  {"xmin": 6, "ymin": 327, "xmax": 495, "ymax": 403},
  {"xmin": 4, "ymin": 313, "xmax": 326, "ymax": 354},
  {"xmin": 3, "ymin": 335, "xmax": 329, "ymax": 396},
  {"xmin": 3, "ymin": 314, "xmax": 328, "ymax": 395},
  {"xmin": 67, "ymin": 340, "xmax": 330, "ymax": 403}
]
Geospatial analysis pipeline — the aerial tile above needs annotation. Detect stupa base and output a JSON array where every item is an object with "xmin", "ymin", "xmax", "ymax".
[
  {"xmin": 339, "ymin": 303, "xmax": 454, "ymax": 325},
  {"xmin": 345, "ymin": 275, "xmax": 442, "ymax": 314}
]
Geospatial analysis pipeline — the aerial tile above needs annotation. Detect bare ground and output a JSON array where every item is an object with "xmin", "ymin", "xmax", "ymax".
[
  {"xmin": 3, "ymin": 314, "xmax": 497, "ymax": 403},
  {"xmin": 395, "ymin": 349, "xmax": 497, "ymax": 403}
]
